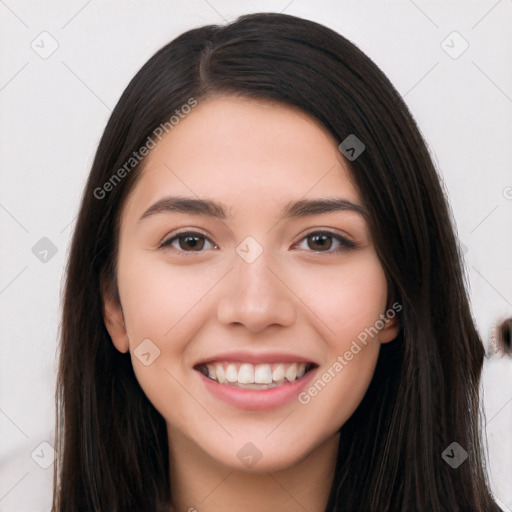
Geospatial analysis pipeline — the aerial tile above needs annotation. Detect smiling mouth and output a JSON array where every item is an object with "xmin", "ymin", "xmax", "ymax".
[{"xmin": 195, "ymin": 361, "xmax": 317, "ymax": 389}]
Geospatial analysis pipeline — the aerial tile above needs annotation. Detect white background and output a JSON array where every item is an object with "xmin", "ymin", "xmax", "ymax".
[{"xmin": 0, "ymin": 1, "xmax": 511, "ymax": 511}]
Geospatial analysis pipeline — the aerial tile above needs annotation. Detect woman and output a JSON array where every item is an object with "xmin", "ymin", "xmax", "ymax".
[{"xmin": 52, "ymin": 12, "xmax": 502, "ymax": 512}]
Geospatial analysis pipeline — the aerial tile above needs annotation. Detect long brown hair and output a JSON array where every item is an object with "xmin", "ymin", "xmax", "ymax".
[{"xmin": 53, "ymin": 12, "xmax": 501, "ymax": 511}]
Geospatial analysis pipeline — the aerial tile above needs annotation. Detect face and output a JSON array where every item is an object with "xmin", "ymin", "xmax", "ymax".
[{"xmin": 103, "ymin": 96, "xmax": 399, "ymax": 472}]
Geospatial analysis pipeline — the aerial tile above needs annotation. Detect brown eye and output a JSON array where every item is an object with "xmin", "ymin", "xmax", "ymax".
[
  {"xmin": 307, "ymin": 233, "xmax": 333, "ymax": 251},
  {"xmin": 178, "ymin": 234, "xmax": 204, "ymax": 251},
  {"xmin": 295, "ymin": 231, "xmax": 356, "ymax": 253},
  {"xmin": 159, "ymin": 232, "xmax": 216, "ymax": 253}
]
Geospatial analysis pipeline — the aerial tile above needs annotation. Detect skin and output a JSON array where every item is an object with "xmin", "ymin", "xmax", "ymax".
[{"xmin": 103, "ymin": 96, "xmax": 399, "ymax": 512}]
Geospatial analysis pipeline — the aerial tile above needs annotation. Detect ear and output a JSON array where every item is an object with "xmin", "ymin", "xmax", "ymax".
[
  {"xmin": 378, "ymin": 306, "xmax": 401, "ymax": 344},
  {"xmin": 101, "ymin": 279, "xmax": 130, "ymax": 354}
]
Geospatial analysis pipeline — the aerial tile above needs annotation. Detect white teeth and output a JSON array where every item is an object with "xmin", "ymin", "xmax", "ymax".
[
  {"xmin": 238, "ymin": 363, "xmax": 254, "ymax": 384},
  {"xmin": 206, "ymin": 364, "xmax": 216, "ymax": 379},
  {"xmin": 200, "ymin": 361, "xmax": 312, "ymax": 386},
  {"xmin": 226, "ymin": 364, "xmax": 238, "ymax": 383},
  {"xmin": 254, "ymin": 364, "xmax": 272, "ymax": 384},
  {"xmin": 296, "ymin": 363, "xmax": 307, "ymax": 379},
  {"xmin": 272, "ymin": 364, "xmax": 285, "ymax": 382},
  {"xmin": 236, "ymin": 382, "xmax": 278, "ymax": 389},
  {"xmin": 285, "ymin": 363, "xmax": 297, "ymax": 382},
  {"xmin": 215, "ymin": 363, "xmax": 226, "ymax": 384}
]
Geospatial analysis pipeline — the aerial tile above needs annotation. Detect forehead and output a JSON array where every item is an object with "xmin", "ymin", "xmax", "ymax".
[{"xmin": 122, "ymin": 96, "xmax": 360, "ymax": 219}]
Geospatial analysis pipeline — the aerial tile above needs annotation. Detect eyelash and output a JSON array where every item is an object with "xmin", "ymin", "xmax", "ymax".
[{"xmin": 158, "ymin": 229, "xmax": 356, "ymax": 255}]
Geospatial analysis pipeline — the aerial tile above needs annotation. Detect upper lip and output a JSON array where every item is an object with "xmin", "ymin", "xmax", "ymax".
[{"xmin": 194, "ymin": 350, "xmax": 317, "ymax": 367}]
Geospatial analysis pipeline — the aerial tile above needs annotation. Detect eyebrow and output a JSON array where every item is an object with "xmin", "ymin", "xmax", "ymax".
[{"xmin": 138, "ymin": 196, "xmax": 368, "ymax": 222}]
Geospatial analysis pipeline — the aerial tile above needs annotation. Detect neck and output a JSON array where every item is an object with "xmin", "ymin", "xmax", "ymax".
[{"xmin": 167, "ymin": 429, "xmax": 339, "ymax": 512}]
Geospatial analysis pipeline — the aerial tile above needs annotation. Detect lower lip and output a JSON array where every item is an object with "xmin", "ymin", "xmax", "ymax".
[{"xmin": 197, "ymin": 367, "xmax": 318, "ymax": 411}]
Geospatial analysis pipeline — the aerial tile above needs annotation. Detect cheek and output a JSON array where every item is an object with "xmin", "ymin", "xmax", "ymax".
[
  {"xmin": 117, "ymin": 257, "xmax": 215, "ymax": 343},
  {"xmin": 290, "ymin": 253, "xmax": 387, "ymax": 424},
  {"xmin": 290, "ymin": 252, "xmax": 389, "ymax": 345},
  {"xmin": 299, "ymin": 342, "xmax": 380, "ymax": 438},
  {"xmin": 115, "ymin": 257, "xmax": 216, "ymax": 418}
]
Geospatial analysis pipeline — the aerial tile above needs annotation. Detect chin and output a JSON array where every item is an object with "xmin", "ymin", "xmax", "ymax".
[{"xmin": 200, "ymin": 431, "xmax": 327, "ymax": 473}]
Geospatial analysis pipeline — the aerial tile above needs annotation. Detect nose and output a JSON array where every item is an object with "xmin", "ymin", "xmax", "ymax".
[{"xmin": 216, "ymin": 247, "xmax": 296, "ymax": 332}]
